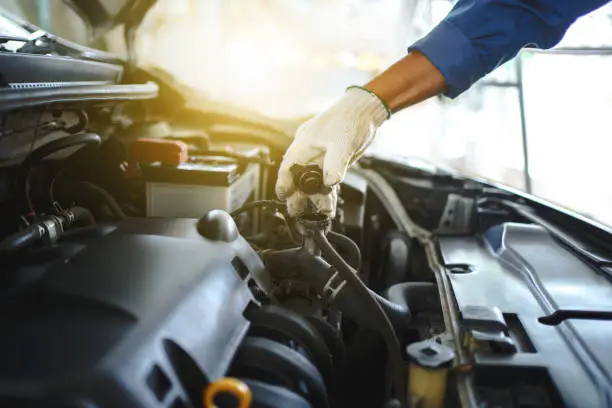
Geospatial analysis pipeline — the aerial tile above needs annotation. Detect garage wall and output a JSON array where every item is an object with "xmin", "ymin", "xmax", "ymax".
[{"xmin": 372, "ymin": 2, "xmax": 612, "ymax": 228}]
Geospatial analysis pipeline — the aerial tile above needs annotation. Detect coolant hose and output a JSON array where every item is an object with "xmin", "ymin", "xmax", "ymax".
[
  {"xmin": 371, "ymin": 291, "xmax": 411, "ymax": 330},
  {"xmin": 385, "ymin": 282, "xmax": 438, "ymax": 315},
  {"xmin": 0, "ymin": 225, "xmax": 44, "ymax": 252},
  {"xmin": 327, "ymin": 230, "xmax": 361, "ymax": 270},
  {"xmin": 0, "ymin": 206, "xmax": 94, "ymax": 253},
  {"xmin": 71, "ymin": 182, "xmax": 127, "ymax": 220},
  {"xmin": 313, "ymin": 230, "xmax": 406, "ymax": 403},
  {"xmin": 320, "ymin": 274, "xmax": 411, "ymax": 332},
  {"xmin": 19, "ymin": 133, "xmax": 101, "ymax": 216},
  {"xmin": 331, "ymin": 286, "xmax": 411, "ymax": 335},
  {"xmin": 67, "ymin": 206, "xmax": 95, "ymax": 227}
]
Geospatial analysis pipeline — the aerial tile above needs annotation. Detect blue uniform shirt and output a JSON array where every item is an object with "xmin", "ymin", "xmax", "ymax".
[{"xmin": 409, "ymin": 0, "xmax": 609, "ymax": 98}]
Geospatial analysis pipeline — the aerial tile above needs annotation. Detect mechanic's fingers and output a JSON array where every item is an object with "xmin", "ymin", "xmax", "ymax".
[
  {"xmin": 275, "ymin": 160, "xmax": 296, "ymax": 200},
  {"xmin": 275, "ymin": 144, "xmax": 301, "ymax": 200},
  {"xmin": 286, "ymin": 188, "xmax": 337, "ymax": 218},
  {"xmin": 286, "ymin": 191, "xmax": 308, "ymax": 217},
  {"xmin": 322, "ymin": 142, "xmax": 353, "ymax": 187},
  {"xmin": 276, "ymin": 144, "xmax": 325, "ymax": 200},
  {"xmin": 309, "ymin": 188, "xmax": 337, "ymax": 218}
]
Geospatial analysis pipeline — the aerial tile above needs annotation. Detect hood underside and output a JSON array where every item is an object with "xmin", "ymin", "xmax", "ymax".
[{"xmin": 67, "ymin": 0, "xmax": 156, "ymax": 39}]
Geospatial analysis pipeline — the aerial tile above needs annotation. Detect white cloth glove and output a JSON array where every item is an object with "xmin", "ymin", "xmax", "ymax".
[{"xmin": 275, "ymin": 86, "xmax": 390, "ymax": 217}]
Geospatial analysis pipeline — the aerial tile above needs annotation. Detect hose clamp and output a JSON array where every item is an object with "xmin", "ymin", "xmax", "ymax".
[
  {"xmin": 40, "ymin": 215, "xmax": 63, "ymax": 245},
  {"xmin": 321, "ymin": 270, "xmax": 347, "ymax": 305},
  {"xmin": 60, "ymin": 209, "xmax": 76, "ymax": 229}
]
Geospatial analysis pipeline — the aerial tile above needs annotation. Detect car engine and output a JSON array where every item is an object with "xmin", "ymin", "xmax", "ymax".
[
  {"xmin": 1, "ymin": 80, "xmax": 609, "ymax": 408},
  {"xmin": 0, "ymin": 101, "xmax": 449, "ymax": 408},
  {"xmin": 3, "ymin": 5, "xmax": 612, "ymax": 407}
]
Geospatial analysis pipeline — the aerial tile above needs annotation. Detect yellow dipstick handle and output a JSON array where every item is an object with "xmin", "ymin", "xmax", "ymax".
[{"xmin": 203, "ymin": 377, "xmax": 252, "ymax": 408}]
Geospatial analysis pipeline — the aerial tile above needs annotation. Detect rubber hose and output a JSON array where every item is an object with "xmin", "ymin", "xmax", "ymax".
[
  {"xmin": 0, "ymin": 225, "xmax": 44, "ymax": 252},
  {"xmin": 244, "ymin": 232, "xmax": 268, "ymax": 246},
  {"xmin": 230, "ymin": 200, "xmax": 277, "ymax": 217},
  {"xmin": 68, "ymin": 206, "xmax": 95, "ymax": 227},
  {"xmin": 385, "ymin": 282, "xmax": 439, "ymax": 315},
  {"xmin": 371, "ymin": 291, "xmax": 411, "ymax": 330},
  {"xmin": 72, "ymin": 181, "xmax": 127, "ymax": 220},
  {"xmin": 327, "ymin": 233, "xmax": 412, "ymax": 328},
  {"xmin": 19, "ymin": 133, "xmax": 101, "ymax": 215},
  {"xmin": 327, "ymin": 230, "xmax": 361, "ymax": 270},
  {"xmin": 314, "ymin": 231, "xmax": 406, "ymax": 403},
  {"xmin": 323, "ymin": 277, "xmax": 411, "ymax": 331},
  {"xmin": 64, "ymin": 109, "xmax": 88, "ymax": 134}
]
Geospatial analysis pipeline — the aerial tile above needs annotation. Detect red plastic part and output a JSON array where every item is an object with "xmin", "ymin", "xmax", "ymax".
[
  {"xmin": 125, "ymin": 138, "xmax": 189, "ymax": 178},
  {"xmin": 129, "ymin": 138, "xmax": 189, "ymax": 166}
]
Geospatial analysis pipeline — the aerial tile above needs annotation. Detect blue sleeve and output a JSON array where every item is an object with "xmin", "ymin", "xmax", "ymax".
[{"xmin": 408, "ymin": 0, "xmax": 609, "ymax": 98}]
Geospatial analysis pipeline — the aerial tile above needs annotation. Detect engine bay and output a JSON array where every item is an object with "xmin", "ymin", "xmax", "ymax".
[{"xmin": 1, "ymin": 93, "xmax": 612, "ymax": 408}]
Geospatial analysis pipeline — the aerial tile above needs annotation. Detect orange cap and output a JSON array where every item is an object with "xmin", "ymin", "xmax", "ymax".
[{"xmin": 203, "ymin": 377, "xmax": 252, "ymax": 408}]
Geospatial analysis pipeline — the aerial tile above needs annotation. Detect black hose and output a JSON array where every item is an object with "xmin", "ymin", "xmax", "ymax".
[
  {"xmin": 311, "ymin": 258, "xmax": 411, "ymax": 330},
  {"xmin": 0, "ymin": 224, "xmax": 44, "ymax": 252},
  {"xmin": 71, "ymin": 181, "xmax": 127, "ymax": 220},
  {"xmin": 67, "ymin": 206, "xmax": 95, "ymax": 227},
  {"xmin": 314, "ymin": 231, "xmax": 406, "ymax": 403},
  {"xmin": 19, "ymin": 133, "xmax": 101, "ymax": 216},
  {"xmin": 0, "ymin": 206, "xmax": 95, "ymax": 253},
  {"xmin": 385, "ymin": 282, "xmax": 439, "ymax": 315},
  {"xmin": 327, "ymin": 230, "xmax": 361, "ymax": 270},
  {"xmin": 230, "ymin": 200, "xmax": 278, "ymax": 217},
  {"xmin": 243, "ymin": 232, "xmax": 268, "ymax": 246},
  {"xmin": 370, "ymin": 292, "xmax": 411, "ymax": 330},
  {"xmin": 64, "ymin": 110, "xmax": 88, "ymax": 134}
]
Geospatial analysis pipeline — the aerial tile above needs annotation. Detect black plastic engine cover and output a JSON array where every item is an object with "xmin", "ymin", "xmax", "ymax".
[{"xmin": 0, "ymin": 218, "xmax": 262, "ymax": 408}]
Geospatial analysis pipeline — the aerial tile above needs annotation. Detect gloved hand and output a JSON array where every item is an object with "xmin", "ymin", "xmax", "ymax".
[{"xmin": 275, "ymin": 86, "xmax": 390, "ymax": 217}]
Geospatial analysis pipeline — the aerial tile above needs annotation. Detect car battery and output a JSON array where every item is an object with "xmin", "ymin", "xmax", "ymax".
[{"xmin": 142, "ymin": 146, "xmax": 262, "ymax": 230}]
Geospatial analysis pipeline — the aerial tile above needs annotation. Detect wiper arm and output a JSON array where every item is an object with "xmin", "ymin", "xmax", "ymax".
[
  {"xmin": 1, "ymin": 30, "xmax": 54, "ymax": 54},
  {"xmin": 0, "ymin": 9, "xmax": 123, "ymax": 64},
  {"xmin": 17, "ymin": 30, "xmax": 54, "ymax": 54},
  {"xmin": 0, "ymin": 35, "xmax": 29, "ymax": 43}
]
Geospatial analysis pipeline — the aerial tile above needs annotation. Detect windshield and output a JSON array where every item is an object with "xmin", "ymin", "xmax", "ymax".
[{"xmin": 135, "ymin": 0, "xmax": 410, "ymax": 120}]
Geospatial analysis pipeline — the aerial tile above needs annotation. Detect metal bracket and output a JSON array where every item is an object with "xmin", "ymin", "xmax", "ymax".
[{"xmin": 321, "ymin": 270, "xmax": 347, "ymax": 305}]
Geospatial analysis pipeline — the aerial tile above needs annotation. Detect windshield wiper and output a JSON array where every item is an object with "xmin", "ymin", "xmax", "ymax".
[
  {"xmin": 0, "ymin": 35, "xmax": 29, "ymax": 42},
  {"xmin": 0, "ymin": 10, "xmax": 123, "ymax": 64},
  {"xmin": 1, "ymin": 30, "xmax": 60, "ymax": 55}
]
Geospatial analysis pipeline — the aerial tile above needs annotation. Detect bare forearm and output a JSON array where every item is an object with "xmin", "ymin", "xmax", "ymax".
[{"xmin": 365, "ymin": 51, "xmax": 447, "ymax": 113}]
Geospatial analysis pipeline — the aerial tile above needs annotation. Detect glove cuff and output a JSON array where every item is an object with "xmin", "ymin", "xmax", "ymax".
[{"xmin": 345, "ymin": 85, "xmax": 391, "ymax": 126}]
